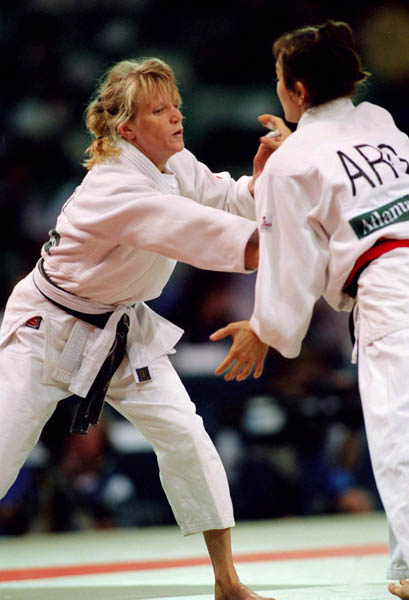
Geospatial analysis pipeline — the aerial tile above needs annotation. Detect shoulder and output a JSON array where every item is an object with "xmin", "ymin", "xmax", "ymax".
[
  {"xmin": 83, "ymin": 155, "xmax": 155, "ymax": 198},
  {"xmin": 264, "ymin": 130, "xmax": 316, "ymax": 177},
  {"xmin": 354, "ymin": 101, "xmax": 397, "ymax": 126},
  {"xmin": 168, "ymin": 148, "xmax": 198, "ymax": 172}
]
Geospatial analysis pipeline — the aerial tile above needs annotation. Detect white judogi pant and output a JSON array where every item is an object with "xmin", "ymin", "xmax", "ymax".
[
  {"xmin": 0, "ymin": 312, "xmax": 234, "ymax": 536},
  {"xmin": 359, "ymin": 327, "xmax": 409, "ymax": 579},
  {"xmin": 356, "ymin": 250, "xmax": 409, "ymax": 578}
]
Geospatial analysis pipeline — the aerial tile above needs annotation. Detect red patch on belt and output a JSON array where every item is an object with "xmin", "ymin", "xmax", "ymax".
[{"xmin": 25, "ymin": 316, "xmax": 42, "ymax": 329}]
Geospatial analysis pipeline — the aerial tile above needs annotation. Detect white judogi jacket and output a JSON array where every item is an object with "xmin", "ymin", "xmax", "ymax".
[
  {"xmin": 1, "ymin": 141, "xmax": 257, "ymax": 396},
  {"xmin": 250, "ymin": 97, "xmax": 409, "ymax": 357},
  {"xmin": 43, "ymin": 139, "xmax": 256, "ymax": 303}
]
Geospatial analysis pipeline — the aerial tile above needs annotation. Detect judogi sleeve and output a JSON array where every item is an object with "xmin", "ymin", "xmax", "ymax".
[
  {"xmin": 172, "ymin": 150, "xmax": 256, "ymax": 220},
  {"xmin": 68, "ymin": 178, "xmax": 257, "ymax": 274},
  {"xmin": 249, "ymin": 168, "xmax": 329, "ymax": 357}
]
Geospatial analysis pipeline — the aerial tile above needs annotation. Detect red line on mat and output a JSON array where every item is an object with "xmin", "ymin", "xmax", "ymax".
[{"xmin": 0, "ymin": 543, "xmax": 388, "ymax": 583}]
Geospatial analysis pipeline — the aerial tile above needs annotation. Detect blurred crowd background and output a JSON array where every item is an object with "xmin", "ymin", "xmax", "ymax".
[{"xmin": 1, "ymin": 0, "xmax": 409, "ymax": 535}]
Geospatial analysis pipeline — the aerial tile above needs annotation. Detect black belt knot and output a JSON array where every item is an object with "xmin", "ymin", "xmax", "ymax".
[
  {"xmin": 34, "ymin": 260, "xmax": 131, "ymax": 434},
  {"xmin": 70, "ymin": 313, "xmax": 129, "ymax": 435}
]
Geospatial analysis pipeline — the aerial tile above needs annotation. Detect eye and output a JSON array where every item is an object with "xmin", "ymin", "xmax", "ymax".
[{"xmin": 154, "ymin": 107, "xmax": 164, "ymax": 114}]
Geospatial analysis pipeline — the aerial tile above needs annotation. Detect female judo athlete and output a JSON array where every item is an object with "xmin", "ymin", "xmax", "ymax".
[
  {"xmin": 210, "ymin": 20, "xmax": 409, "ymax": 600},
  {"xmin": 0, "ymin": 57, "xmax": 287, "ymax": 600}
]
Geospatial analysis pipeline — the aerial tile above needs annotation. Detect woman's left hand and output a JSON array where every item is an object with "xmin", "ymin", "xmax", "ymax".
[{"xmin": 209, "ymin": 320, "xmax": 268, "ymax": 381}]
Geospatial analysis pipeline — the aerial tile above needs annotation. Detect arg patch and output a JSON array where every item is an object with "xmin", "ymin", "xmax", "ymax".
[
  {"xmin": 25, "ymin": 316, "xmax": 42, "ymax": 329},
  {"xmin": 349, "ymin": 194, "xmax": 409, "ymax": 239},
  {"xmin": 136, "ymin": 367, "xmax": 151, "ymax": 382}
]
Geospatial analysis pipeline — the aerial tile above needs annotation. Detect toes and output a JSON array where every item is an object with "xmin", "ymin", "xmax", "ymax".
[{"xmin": 388, "ymin": 581, "xmax": 409, "ymax": 599}]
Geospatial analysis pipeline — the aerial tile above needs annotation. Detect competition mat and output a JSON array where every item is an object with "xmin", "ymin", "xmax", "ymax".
[{"xmin": 0, "ymin": 512, "xmax": 391, "ymax": 600}]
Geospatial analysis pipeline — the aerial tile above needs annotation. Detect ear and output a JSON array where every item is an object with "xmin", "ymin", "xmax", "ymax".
[
  {"xmin": 294, "ymin": 81, "xmax": 308, "ymax": 106},
  {"xmin": 118, "ymin": 122, "xmax": 136, "ymax": 142}
]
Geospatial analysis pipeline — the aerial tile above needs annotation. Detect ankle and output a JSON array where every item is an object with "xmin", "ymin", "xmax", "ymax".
[{"xmin": 215, "ymin": 579, "xmax": 243, "ymax": 599}]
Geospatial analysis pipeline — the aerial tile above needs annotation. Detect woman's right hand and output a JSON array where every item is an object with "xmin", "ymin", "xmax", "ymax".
[
  {"xmin": 258, "ymin": 114, "xmax": 292, "ymax": 145},
  {"xmin": 209, "ymin": 320, "xmax": 268, "ymax": 381},
  {"xmin": 251, "ymin": 114, "xmax": 292, "ymax": 183}
]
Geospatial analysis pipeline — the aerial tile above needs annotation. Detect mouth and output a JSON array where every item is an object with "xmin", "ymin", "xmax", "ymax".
[{"xmin": 172, "ymin": 128, "xmax": 183, "ymax": 136}]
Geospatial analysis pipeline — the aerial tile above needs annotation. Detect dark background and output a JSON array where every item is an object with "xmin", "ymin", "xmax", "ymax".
[{"xmin": 1, "ymin": 0, "xmax": 408, "ymax": 534}]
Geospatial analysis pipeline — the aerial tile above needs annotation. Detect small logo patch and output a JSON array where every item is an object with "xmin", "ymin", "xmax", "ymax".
[
  {"xmin": 136, "ymin": 367, "xmax": 151, "ymax": 382},
  {"xmin": 25, "ymin": 316, "xmax": 42, "ymax": 329},
  {"xmin": 260, "ymin": 213, "xmax": 273, "ymax": 232}
]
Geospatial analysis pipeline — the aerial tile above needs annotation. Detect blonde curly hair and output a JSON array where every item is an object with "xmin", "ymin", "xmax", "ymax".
[{"xmin": 83, "ymin": 58, "xmax": 181, "ymax": 169}]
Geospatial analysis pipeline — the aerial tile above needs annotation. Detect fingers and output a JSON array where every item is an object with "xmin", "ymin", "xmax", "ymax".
[
  {"xmin": 388, "ymin": 583, "xmax": 403, "ymax": 598},
  {"xmin": 236, "ymin": 363, "xmax": 254, "ymax": 381},
  {"xmin": 257, "ymin": 114, "xmax": 292, "ymax": 141},
  {"xmin": 223, "ymin": 361, "xmax": 252, "ymax": 382},
  {"xmin": 257, "ymin": 114, "xmax": 284, "ymax": 131},
  {"xmin": 253, "ymin": 358, "xmax": 265, "ymax": 379},
  {"xmin": 219, "ymin": 356, "xmax": 262, "ymax": 382},
  {"xmin": 224, "ymin": 354, "xmax": 247, "ymax": 380},
  {"xmin": 211, "ymin": 321, "xmax": 266, "ymax": 382},
  {"xmin": 388, "ymin": 580, "xmax": 409, "ymax": 599},
  {"xmin": 209, "ymin": 326, "xmax": 231, "ymax": 341},
  {"xmin": 210, "ymin": 320, "xmax": 249, "ymax": 341},
  {"xmin": 257, "ymin": 113, "xmax": 279, "ymax": 126},
  {"xmin": 257, "ymin": 114, "xmax": 284, "ymax": 125},
  {"xmin": 214, "ymin": 352, "xmax": 254, "ymax": 381},
  {"xmin": 214, "ymin": 352, "xmax": 236, "ymax": 375},
  {"xmin": 224, "ymin": 363, "xmax": 243, "ymax": 381},
  {"xmin": 258, "ymin": 136, "xmax": 281, "ymax": 150}
]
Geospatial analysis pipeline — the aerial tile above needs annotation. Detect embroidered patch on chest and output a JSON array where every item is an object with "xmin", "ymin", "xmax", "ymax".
[
  {"xmin": 260, "ymin": 213, "xmax": 273, "ymax": 232},
  {"xmin": 25, "ymin": 316, "xmax": 42, "ymax": 329}
]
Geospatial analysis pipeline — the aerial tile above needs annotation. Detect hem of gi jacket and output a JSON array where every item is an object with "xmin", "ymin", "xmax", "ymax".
[{"xmin": 180, "ymin": 517, "xmax": 235, "ymax": 536}]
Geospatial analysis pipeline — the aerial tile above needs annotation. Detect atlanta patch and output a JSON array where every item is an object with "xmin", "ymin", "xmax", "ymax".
[
  {"xmin": 25, "ymin": 316, "xmax": 42, "ymax": 329},
  {"xmin": 349, "ymin": 194, "xmax": 409, "ymax": 239}
]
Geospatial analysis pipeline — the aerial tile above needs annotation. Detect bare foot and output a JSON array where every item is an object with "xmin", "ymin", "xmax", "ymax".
[
  {"xmin": 389, "ymin": 580, "xmax": 409, "ymax": 599},
  {"xmin": 215, "ymin": 582, "xmax": 275, "ymax": 600}
]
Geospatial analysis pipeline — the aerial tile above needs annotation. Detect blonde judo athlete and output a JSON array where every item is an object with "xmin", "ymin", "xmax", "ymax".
[
  {"xmin": 0, "ymin": 58, "xmax": 285, "ymax": 600},
  {"xmin": 211, "ymin": 20, "xmax": 409, "ymax": 600}
]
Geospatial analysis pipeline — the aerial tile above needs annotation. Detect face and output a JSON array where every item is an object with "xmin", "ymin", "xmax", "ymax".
[
  {"xmin": 120, "ymin": 92, "xmax": 184, "ymax": 171},
  {"xmin": 275, "ymin": 57, "xmax": 303, "ymax": 123}
]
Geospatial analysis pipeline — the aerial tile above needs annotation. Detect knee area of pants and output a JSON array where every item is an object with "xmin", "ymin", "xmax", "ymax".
[{"xmin": 158, "ymin": 421, "xmax": 211, "ymax": 455}]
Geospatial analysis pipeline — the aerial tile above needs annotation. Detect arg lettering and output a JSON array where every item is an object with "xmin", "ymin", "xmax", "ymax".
[{"xmin": 337, "ymin": 143, "xmax": 409, "ymax": 196}]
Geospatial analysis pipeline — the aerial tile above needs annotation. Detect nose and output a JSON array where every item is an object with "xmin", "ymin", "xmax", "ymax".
[{"xmin": 171, "ymin": 106, "xmax": 183, "ymax": 123}]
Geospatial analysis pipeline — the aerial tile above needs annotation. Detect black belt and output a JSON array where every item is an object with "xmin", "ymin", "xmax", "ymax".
[
  {"xmin": 37, "ymin": 259, "xmax": 113, "ymax": 328},
  {"xmin": 69, "ymin": 313, "xmax": 129, "ymax": 435},
  {"xmin": 35, "ymin": 261, "xmax": 129, "ymax": 434}
]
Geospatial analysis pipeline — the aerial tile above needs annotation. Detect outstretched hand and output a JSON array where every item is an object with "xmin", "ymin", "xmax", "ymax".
[{"xmin": 209, "ymin": 320, "xmax": 268, "ymax": 381}]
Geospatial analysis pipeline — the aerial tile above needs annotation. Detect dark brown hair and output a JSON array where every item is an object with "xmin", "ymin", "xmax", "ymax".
[{"xmin": 273, "ymin": 20, "xmax": 370, "ymax": 106}]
